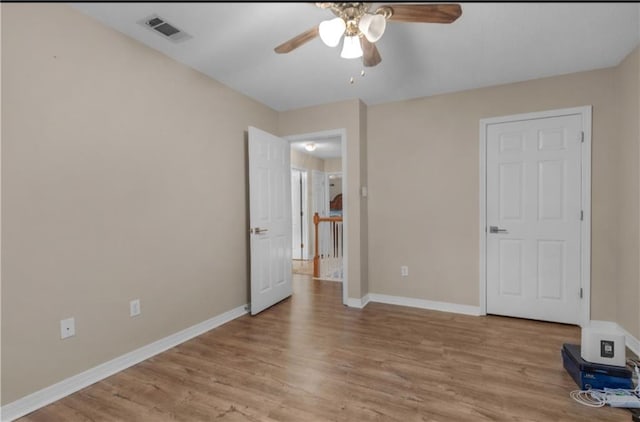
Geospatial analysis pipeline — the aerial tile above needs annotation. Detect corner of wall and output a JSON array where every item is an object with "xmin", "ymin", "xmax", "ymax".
[
  {"xmin": 358, "ymin": 100, "xmax": 369, "ymax": 296},
  {"xmin": 613, "ymin": 45, "xmax": 640, "ymax": 341}
]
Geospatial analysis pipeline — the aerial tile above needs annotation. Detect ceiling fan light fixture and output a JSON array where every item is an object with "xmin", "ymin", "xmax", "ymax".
[
  {"xmin": 340, "ymin": 35, "xmax": 363, "ymax": 59},
  {"xmin": 305, "ymin": 142, "xmax": 317, "ymax": 152},
  {"xmin": 319, "ymin": 17, "xmax": 346, "ymax": 47},
  {"xmin": 358, "ymin": 13, "xmax": 386, "ymax": 43}
]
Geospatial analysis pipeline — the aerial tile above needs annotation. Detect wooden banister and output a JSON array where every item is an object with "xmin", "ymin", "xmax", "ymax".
[{"xmin": 313, "ymin": 212, "xmax": 343, "ymax": 278}]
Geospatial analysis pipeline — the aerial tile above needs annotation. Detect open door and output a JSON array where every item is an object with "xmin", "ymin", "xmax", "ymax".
[{"xmin": 248, "ymin": 127, "xmax": 292, "ymax": 315}]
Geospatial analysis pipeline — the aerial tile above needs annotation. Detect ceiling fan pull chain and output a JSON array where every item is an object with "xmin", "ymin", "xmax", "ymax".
[{"xmin": 349, "ymin": 69, "xmax": 366, "ymax": 85}]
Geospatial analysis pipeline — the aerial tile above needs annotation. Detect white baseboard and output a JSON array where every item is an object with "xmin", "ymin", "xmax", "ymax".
[
  {"xmin": 589, "ymin": 320, "xmax": 640, "ymax": 357},
  {"xmin": 1, "ymin": 304, "xmax": 248, "ymax": 422},
  {"xmin": 346, "ymin": 294, "xmax": 370, "ymax": 309},
  {"xmin": 313, "ymin": 277, "xmax": 343, "ymax": 283},
  {"xmin": 368, "ymin": 293, "xmax": 482, "ymax": 316}
]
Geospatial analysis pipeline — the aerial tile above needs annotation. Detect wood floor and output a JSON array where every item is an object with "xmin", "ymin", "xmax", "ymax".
[
  {"xmin": 21, "ymin": 274, "xmax": 630, "ymax": 421},
  {"xmin": 291, "ymin": 259, "xmax": 313, "ymax": 276}
]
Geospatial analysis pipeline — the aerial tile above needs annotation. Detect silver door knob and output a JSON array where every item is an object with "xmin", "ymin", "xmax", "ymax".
[
  {"xmin": 253, "ymin": 227, "xmax": 268, "ymax": 234},
  {"xmin": 489, "ymin": 226, "xmax": 508, "ymax": 234}
]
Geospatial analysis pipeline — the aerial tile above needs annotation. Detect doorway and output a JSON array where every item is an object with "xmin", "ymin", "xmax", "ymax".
[
  {"xmin": 479, "ymin": 106, "xmax": 592, "ymax": 326},
  {"xmin": 286, "ymin": 129, "xmax": 348, "ymax": 305}
]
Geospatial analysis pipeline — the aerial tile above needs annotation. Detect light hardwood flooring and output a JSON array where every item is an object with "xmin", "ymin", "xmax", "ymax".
[
  {"xmin": 20, "ymin": 274, "xmax": 630, "ymax": 421},
  {"xmin": 291, "ymin": 260, "xmax": 313, "ymax": 275}
]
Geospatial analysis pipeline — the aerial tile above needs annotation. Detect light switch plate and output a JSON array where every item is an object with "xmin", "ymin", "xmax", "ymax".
[{"xmin": 130, "ymin": 299, "xmax": 141, "ymax": 317}]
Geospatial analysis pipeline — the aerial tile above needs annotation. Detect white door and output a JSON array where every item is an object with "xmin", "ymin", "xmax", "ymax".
[
  {"xmin": 248, "ymin": 127, "xmax": 292, "ymax": 315},
  {"xmin": 486, "ymin": 114, "xmax": 582, "ymax": 324},
  {"xmin": 312, "ymin": 170, "xmax": 328, "ymax": 218}
]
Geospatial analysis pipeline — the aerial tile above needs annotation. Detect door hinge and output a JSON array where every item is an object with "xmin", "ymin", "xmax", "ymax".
[
  {"xmin": 579, "ymin": 288, "xmax": 583, "ymax": 299},
  {"xmin": 580, "ymin": 131, "xmax": 584, "ymax": 143},
  {"xmin": 580, "ymin": 210, "xmax": 584, "ymax": 221}
]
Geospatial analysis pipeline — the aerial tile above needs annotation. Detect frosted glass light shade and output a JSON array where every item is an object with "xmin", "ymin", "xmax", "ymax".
[
  {"xmin": 305, "ymin": 142, "xmax": 317, "ymax": 152},
  {"xmin": 340, "ymin": 35, "xmax": 363, "ymax": 59},
  {"xmin": 358, "ymin": 13, "xmax": 386, "ymax": 43},
  {"xmin": 319, "ymin": 17, "xmax": 346, "ymax": 47}
]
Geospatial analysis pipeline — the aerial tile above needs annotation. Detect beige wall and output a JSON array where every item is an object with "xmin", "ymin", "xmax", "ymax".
[
  {"xmin": 0, "ymin": 2, "xmax": 3, "ymax": 404},
  {"xmin": 368, "ymin": 67, "xmax": 621, "ymax": 320},
  {"xmin": 359, "ymin": 101, "xmax": 369, "ymax": 296},
  {"xmin": 324, "ymin": 158, "xmax": 342, "ymax": 173},
  {"xmin": 2, "ymin": 1, "xmax": 638, "ymax": 410},
  {"xmin": 291, "ymin": 150, "xmax": 324, "ymax": 172},
  {"xmin": 278, "ymin": 100, "xmax": 368, "ymax": 299},
  {"xmin": 614, "ymin": 47, "xmax": 640, "ymax": 339},
  {"xmin": 1, "ymin": 4, "xmax": 278, "ymax": 404}
]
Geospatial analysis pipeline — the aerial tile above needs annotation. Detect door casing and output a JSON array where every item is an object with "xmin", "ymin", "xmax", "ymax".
[
  {"xmin": 479, "ymin": 106, "xmax": 592, "ymax": 327},
  {"xmin": 291, "ymin": 167, "xmax": 308, "ymax": 260},
  {"xmin": 285, "ymin": 129, "xmax": 348, "ymax": 306}
]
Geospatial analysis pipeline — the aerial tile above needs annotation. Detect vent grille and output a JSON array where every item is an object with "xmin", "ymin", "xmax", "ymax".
[{"xmin": 138, "ymin": 14, "xmax": 192, "ymax": 43}]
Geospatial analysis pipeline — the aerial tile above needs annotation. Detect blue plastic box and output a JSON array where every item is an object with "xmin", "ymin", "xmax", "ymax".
[{"xmin": 562, "ymin": 343, "xmax": 632, "ymax": 390}]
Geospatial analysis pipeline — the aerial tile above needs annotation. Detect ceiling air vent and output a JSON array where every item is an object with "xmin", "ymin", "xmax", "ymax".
[{"xmin": 138, "ymin": 14, "xmax": 192, "ymax": 43}]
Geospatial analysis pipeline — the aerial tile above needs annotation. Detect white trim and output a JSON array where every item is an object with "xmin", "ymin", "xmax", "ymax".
[
  {"xmin": 479, "ymin": 116, "xmax": 487, "ymax": 315},
  {"xmin": 314, "ymin": 277, "xmax": 343, "ymax": 283},
  {"xmin": 620, "ymin": 325, "xmax": 640, "ymax": 358},
  {"xmin": 580, "ymin": 107, "xmax": 592, "ymax": 327},
  {"xmin": 589, "ymin": 320, "xmax": 640, "ymax": 358},
  {"xmin": 1, "ymin": 305, "xmax": 248, "ymax": 422},
  {"xmin": 290, "ymin": 167, "xmax": 309, "ymax": 260},
  {"xmin": 368, "ymin": 294, "xmax": 482, "ymax": 316},
  {"xmin": 347, "ymin": 294, "xmax": 370, "ymax": 309},
  {"xmin": 479, "ymin": 106, "xmax": 592, "ymax": 326},
  {"xmin": 285, "ymin": 129, "xmax": 348, "ymax": 306}
]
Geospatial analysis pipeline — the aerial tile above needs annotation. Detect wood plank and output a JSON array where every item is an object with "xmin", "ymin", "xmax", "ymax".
[{"xmin": 19, "ymin": 274, "xmax": 630, "ymax": 421}]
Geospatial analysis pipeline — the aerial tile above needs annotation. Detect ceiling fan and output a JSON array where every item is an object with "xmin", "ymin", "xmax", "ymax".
[{"xmin": 274, "ymin": 3, "xmax": 462, "ymax": 67}]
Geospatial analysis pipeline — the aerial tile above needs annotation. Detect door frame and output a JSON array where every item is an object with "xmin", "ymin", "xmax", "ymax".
[
  {"xmin": 285, "ymin": 129, "xmax": 348, "ymax": 306},
  {"xmin": 291, "ymin": 167, "xmax": 309, "ymax": 260},
  {"xmin": 479, "ymin": 106, "xmax": 592, "ymax": 327}
]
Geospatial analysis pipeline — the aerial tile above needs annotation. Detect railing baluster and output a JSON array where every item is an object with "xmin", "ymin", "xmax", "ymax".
[{"xmin": 313, "ymin": 212, "xmax": 343, "ymax": 281}]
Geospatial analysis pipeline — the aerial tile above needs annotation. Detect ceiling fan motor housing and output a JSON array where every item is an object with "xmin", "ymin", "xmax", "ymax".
[{"xmin": 277, "ymin": 3, "xmax": 462, "ymax": 68}]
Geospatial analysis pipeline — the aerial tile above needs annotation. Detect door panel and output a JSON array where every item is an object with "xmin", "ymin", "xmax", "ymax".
[
  {"xmin": 538, "ymin": 160, "xmax": 564, "ymax": 220},
  {"xmin": 486, "ymin": 114, "xmax": 582, "ymax": 324},
  {"xmin": 499, "ymin": 162, "xmax": 524, "ymax": 220},
  {"xmin": 249, "ymin": 127, "xmax": 292, "ymax": 315},
  {"xmin": 499, "ymin": 239, "xmax": 523, "ymax": 296},
  {"xmin": 537, "ymin": 240, "xmax": 564, "ymax": 300}
]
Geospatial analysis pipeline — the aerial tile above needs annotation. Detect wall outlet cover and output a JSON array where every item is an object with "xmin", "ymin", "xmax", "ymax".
[
  {"xmin": 130, "ymin": 299, "xmax": 141, "ymax": 317},
  {"xmin": 60, "ymin": 317, "xmax": 75, "ymax": 339}
]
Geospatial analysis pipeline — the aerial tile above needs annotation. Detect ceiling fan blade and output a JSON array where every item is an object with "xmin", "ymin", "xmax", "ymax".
[
  {"xmin": 361, "ymin": 38, "xmax": 382, "ymax": 67},
  {"xmin": 380, "ymin": 4, "xmax": 462, "ymax": 23},
  {"xmin": 274, "ymin": 26, "xmax": 320, "ymax": 54}
]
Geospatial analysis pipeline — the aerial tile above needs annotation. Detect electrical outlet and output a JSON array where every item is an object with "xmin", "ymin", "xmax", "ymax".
[
  {"xmin": 60, "ymin": 317, "xmax": 75, "ymax": 339},
  {"xmin": 401, "ymin": 266, "xmax": 409, "ymax": 277},
  {"xmin": 130, "ymin": 299, "xmax": 141, "ymax": 317}
]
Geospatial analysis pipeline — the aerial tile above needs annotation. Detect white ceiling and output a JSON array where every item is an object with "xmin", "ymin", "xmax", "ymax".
[
  {"xmin": 72, "ymin": 3, "xmax": 640, "ymax": 112},
  {"xmin": 290, "ymin": 136, "xmax": 342, "ymax": 160}
]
